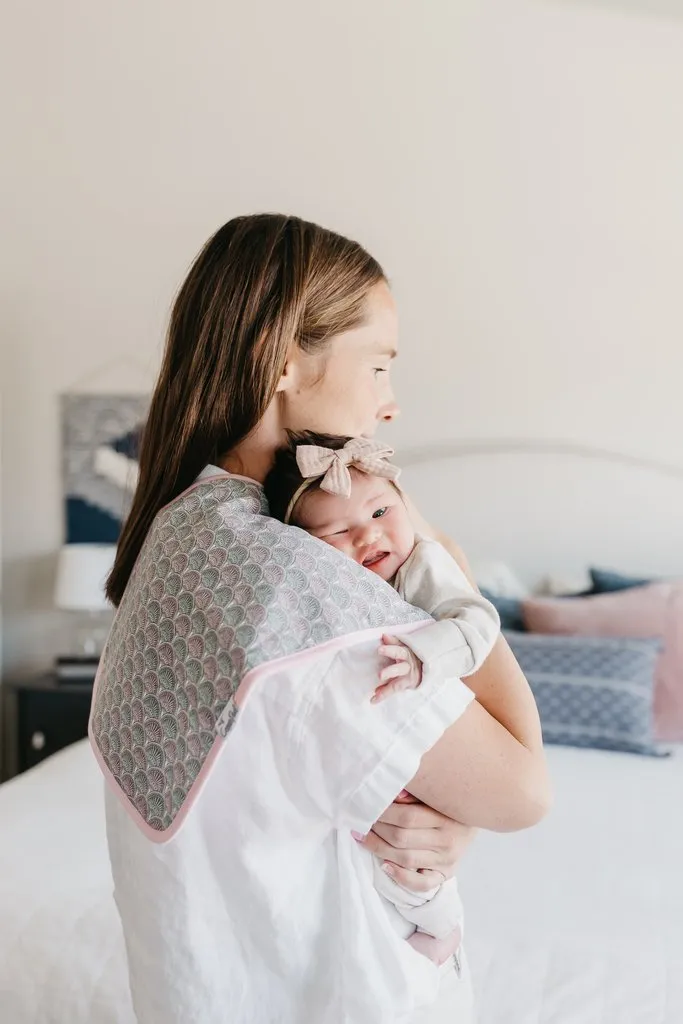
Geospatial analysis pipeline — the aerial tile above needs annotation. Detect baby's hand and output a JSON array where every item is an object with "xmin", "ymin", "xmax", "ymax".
[{"xmin": 373, "ymin": 634, "xmax": 423, "ymax": 703}]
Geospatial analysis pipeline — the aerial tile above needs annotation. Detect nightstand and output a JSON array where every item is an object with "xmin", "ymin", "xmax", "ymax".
[{"xmin": 1, "ymin": 673, "xmax": 94, "ymax": 782}]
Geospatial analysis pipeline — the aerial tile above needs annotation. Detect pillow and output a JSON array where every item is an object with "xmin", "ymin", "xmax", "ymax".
[
  {"xmin": 480, "ymin": 589, "xmax": 526, "ymax": 632},
  {"xmin": 590, "ymin": 568, "xmax": 653, "ymax": 594},
  {"xmin": 523, "ymin": 583, "xmax": 683, "ymax": 742},
  {"xmin": 505, "ymin": 631, "xmax": 664, "ymax": 756},
  {"xmin": 535, "ymin": 571, "xmax": 592, "ymax": 597},
  {"xmin": 473, "ymin": 561, "xmax": 529, "ymax": 599}
]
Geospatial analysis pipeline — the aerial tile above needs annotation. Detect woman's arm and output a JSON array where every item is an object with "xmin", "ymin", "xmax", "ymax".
[
  {"xmin": 407, "ymin": 696, "xmax": 550, "ymax": 831},
  {"xmin": 408, "ymin": 527, "xmax": 551, "ymax": 828},
  {"xmin": 405, "ymin": 496, "xmax": 546, "ymax": 760}
]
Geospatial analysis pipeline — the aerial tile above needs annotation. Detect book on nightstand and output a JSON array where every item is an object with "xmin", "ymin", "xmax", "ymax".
[{"xmin": 54, "ymin": 655, "xmax": 100, "ymax": 685}]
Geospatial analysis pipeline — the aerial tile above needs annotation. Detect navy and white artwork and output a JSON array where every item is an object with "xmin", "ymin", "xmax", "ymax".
[{"xmin": 62, "ymin": 394, "xmax": 149, "ymax": 543}]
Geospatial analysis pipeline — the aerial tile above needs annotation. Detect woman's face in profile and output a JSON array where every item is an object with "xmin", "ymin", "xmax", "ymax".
[{"xmin": 281, "ymin": 281, "xmax": 401, "ymax": 438}]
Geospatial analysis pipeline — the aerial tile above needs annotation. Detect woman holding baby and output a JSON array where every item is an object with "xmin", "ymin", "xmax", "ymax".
[{"xmin": 94, "ymin": 214, "xmax": 551, "ymax": 1023}]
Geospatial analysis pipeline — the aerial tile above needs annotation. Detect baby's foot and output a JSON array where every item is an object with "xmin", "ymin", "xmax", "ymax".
[{"xmin": 407, "ymin": 927, "xmax": 462, "ymax": 966}]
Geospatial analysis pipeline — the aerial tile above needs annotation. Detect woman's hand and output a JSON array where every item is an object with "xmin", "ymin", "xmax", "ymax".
[{"xmin": 356, "ymin": 792, "xmax": 477, "ymax": 893}]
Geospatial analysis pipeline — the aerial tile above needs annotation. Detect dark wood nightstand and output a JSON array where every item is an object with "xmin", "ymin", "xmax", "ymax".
[{"xmin": 1, "ymin": 674, "xmax": 94, "ymax": 782}]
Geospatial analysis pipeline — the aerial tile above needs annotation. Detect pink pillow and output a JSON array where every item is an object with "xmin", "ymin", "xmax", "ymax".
[{"xmin": 523, "ymin": 583, "xmax": 683, "ymax": 742}]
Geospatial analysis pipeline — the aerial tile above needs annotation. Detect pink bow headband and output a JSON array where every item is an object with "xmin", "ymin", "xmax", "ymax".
[{"xmin": 283, "ymin": 438, "xmax": 401, "ymax": 524}]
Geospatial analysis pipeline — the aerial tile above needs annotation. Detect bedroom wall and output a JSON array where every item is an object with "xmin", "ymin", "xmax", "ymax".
[{"xmin": 2, "ymin": 0, "xmax": 683, "ymax": 673}]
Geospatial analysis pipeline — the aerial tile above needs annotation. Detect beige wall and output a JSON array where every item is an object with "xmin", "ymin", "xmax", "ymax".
[{"xmin": 2, "ymin": 0, "xmax": 683, "ymax": 672}]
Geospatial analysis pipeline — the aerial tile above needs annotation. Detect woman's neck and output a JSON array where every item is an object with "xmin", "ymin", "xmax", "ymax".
[{"xmin": 218, "ymin": 404, "xmax": 282, "ymax": 484}]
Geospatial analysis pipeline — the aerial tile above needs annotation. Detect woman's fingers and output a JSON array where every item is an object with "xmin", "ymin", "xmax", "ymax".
[
  {"xmin": 394, "ymin": 789, "xmax": 417, "ymax": 804},
  {"xmin": 382, "ymin": 863, "xmax": 451, "ymax": 893},
  {"xmin": 378, "ymin": 799, "xmax": 448, "ymax": 831},
  {"xmin": 358, "ymin": 830, "xmax": 442, "ymax": 873},
  {"xmin": 370, "ymin": 819, "xmax": 445, "ymax": 852},
  {"xmin": 374, "ymin": 799, "xmax": 478, "ymax": 867}
]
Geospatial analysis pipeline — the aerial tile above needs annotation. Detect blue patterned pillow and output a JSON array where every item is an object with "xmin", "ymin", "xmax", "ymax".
[
  {"xmin": 589, "ymin": 568, "xmax": 653, "ymax": 593},
  {"xmin": 505, "ymin": 631, "xmax": 666, "ymax": 756},
  {"xmin": 480, "ymin": 589, "xmax": 526, "ymax": 631}
]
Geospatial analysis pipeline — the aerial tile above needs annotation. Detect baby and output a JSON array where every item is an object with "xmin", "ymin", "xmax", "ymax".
[{"xmin": 264, "ymin": 432, "xmax": 500, "ymax": 963}]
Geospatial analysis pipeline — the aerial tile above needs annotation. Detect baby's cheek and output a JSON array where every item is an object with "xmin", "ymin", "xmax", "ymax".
[
  {"xmin": 326, "ymin": 537, "xmax": 356, "ymax": 560},
  {"xmin": 393, "ymin": 530, "xmax": 416, "ymax": 564}
]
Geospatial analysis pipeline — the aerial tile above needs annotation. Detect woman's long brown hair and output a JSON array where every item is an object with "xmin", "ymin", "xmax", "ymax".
[{"xmin": 106, "ymin": 214, "xmax": 385, "ymax": 607}]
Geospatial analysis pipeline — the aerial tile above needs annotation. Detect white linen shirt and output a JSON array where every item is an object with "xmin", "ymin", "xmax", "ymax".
[{"xmin": 105, "ymin": 630, "xmax": 475, "ymax": 1023}]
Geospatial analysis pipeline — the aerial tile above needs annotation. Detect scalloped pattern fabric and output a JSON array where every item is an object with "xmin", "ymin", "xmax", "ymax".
[{"xmin": 91, "ymin": 476, "xmax": 428, "ymax": 832}]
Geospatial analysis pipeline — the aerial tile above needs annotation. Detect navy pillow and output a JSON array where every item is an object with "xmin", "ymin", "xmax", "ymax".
[
  {"xmin": 589, "ymin": 568, "xmax": 653, "ymax": 594},
  {"xmin": 480, "ymin": 589, "xmax": 526, "ymax": 632},
  {"xmin": 505, "ymin": 631, "xmax": 666, "ymax": 756}
]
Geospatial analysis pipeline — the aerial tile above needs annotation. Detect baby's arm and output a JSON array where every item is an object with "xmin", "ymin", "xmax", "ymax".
[{"xmin": 396, "ymin": 537, "xmax": 500, "ymax": 681}]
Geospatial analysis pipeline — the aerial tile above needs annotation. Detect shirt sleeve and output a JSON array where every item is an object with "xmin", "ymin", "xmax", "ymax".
[
  {"xmin": 396, "ymin": 539, "xmax": 500, "ymax": 679},
  {"xmin": 288, "ymin": 633, "xmax": 475, "ymax": 834}
]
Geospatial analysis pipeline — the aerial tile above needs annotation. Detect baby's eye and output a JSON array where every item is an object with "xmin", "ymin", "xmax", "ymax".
[{"xmin": 372, "ymin": 507, "xmax": 388, "ymax": 519}]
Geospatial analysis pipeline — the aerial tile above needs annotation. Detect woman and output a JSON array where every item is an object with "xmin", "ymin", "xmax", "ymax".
[{"xmin": 93, "ymin": 214, "xmax": 551, "ymax": 1023}]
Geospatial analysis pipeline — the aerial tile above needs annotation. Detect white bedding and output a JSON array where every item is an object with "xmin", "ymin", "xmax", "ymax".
[
  {"xmin": 461, "ymin": 745, "xmax": 683, "ymax": 1023},
  {"xmin": 1, "ymin": 740, "xmax": 681, "ymax": 1023},
  {"xmin": 0, "ymin": 742, "xmax": 134, "ymax": 1024}
]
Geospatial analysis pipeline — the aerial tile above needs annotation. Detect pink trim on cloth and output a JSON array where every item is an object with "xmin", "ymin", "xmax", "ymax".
[{"xmin": 89, "ymin": 618, "xmax": 432, "ymax": 845}]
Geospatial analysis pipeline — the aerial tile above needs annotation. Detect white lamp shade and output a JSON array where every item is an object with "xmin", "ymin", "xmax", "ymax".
[{"xmin": 54, "ymin": 544, "xmax": 116, "ymax": 612}]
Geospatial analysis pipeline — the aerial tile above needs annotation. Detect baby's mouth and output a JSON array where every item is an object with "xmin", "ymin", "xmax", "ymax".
[{"xmin": 362, "ymin": 550, "xmax": 390, "ymax": 569}]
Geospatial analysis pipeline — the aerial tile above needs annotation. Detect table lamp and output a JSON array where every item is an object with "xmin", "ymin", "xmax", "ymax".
[{"xmin": 54, "ymin": 544, "xmax": 116, "ymax": 659}]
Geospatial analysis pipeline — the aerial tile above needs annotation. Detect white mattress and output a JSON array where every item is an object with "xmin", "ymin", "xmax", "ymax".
[{"xmin": 1, "ymin": 740, "xmax": 681, "ymax": 1023}]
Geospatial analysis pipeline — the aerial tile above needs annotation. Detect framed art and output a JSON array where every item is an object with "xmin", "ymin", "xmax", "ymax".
[{"xmin": 61, "ymin": 393, "xmax": 148, "ymax": 543}]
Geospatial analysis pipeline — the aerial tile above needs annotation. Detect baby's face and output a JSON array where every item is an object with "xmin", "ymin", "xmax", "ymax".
[{"xmin": 295, "ymin": 470, "xmax": 415, "ymax": 581}]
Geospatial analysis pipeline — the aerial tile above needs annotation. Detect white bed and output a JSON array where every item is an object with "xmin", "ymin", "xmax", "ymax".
[
  {"xmin": 461, "ymin": 745, "xmax": 683, "ymax": 1023},
  {"xmin": 2, "ymin": 442, "xmax": 682, "ymax": 1022},
  {"xmin": 1, "ymin": 739, "xmax": 681, "ymax": 1023}
]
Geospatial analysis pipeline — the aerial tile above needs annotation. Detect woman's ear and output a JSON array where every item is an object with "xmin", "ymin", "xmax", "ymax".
[{"xmin": 276, "ymin": 351, "xmax": 299, "ymax": 393}]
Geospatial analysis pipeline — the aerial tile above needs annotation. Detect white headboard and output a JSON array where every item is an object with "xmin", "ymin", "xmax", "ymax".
[{"xmin": 398, "ymin": 440, "xmax": 683, "ymax": 590}]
